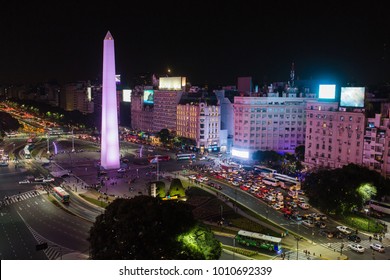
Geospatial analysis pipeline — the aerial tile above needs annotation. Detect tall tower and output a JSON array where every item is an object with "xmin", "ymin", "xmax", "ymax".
[{"xmin": 101, "ymin": 31, "xmax": 120, "ymax": 169}]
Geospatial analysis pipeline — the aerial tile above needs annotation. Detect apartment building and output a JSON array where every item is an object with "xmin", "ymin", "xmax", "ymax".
[{"xmin": 304, "ymin": 101, "xmax": 365, "ymax": 168}]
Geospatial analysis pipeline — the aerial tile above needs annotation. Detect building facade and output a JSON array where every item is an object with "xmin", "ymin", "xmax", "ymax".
[
  {"xmin": 177, "ymin": 102, "xmax": 221, "ymax": 152},
  {"xmin": 233, "ymin": 96, "xmax": 311, "ymax": 157},
  {"xmin": 304, "ymin": 101, "xmax": 365, "ymax": 168},
  {"xmin": 130, "ymin": 87, "xmax": 154, "ymax": 132},
  {"xmin": 363, "ymin": 113, "xmax": 390, "ymax": 178},
  {"xmin": 153, "ymin": 90, "xmax": 183, "ymax": 132},
  {"xmin": 60, "ymin": 81, "xmax": 94, "ymax": 114}
]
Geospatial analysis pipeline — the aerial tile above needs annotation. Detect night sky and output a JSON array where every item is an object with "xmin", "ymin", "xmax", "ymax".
[{"xmin": 1, "ymin": 1, "xmax": 389, "ymax": 87}]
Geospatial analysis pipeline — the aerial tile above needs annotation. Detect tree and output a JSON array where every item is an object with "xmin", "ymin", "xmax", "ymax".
[
  {"xmin": 0, "ymin": 112, "xmax": 21, "ymax": 135},
  {"xmin": 303, "ymin": 164, "xmax": 390, "ymax": 215},
  {"xmin": 88, "ymin": 196, "xmax": 221, "ymax": 260},
  {"xmin": 157, "ymin": 128, "xmax": 171, "ymax": 145}
]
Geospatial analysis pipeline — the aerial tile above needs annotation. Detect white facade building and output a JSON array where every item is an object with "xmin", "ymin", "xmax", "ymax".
[{"xmin": 233, "ymin": 96, "xmax": 312, "ymax": 157}]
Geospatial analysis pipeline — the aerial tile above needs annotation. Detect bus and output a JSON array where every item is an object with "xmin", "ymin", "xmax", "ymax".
[
  {"xmin": 274, "ymin": 174, "xmax": 301, "ymax": 190},
  {"xmin": 148, "ymin": 155, "xmax": 170, "ymax": 163},
  {"xmin": 369, "ymin": 200, "xmax": 390, "ymax": 215},
  {"xmin": 176, "ymin": 153, "xmax": 196, "ymax": 160},
  {"xmin": 253, "ymin": 165, "xmax": 277, "ymax": 176},
  {"xmin": 235, "ymin": 230, "xmax": 282, "ymax": 252},
  {"xmin": 52, "ymin": 186, "xmax": 70, "ymax": 203},
  {"xmin": 262, "ymin": 176, "xmax": 280, "ymax": 187}
]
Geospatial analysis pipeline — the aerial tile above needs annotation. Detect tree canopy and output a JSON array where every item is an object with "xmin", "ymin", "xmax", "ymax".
[
  {"xmin": 88, "ymin": 196, "xmax": 221, "ymax": 260},
  {"xmin": 0, "ymin": 111, "xmax": 21, "ymax": 136},
  {"xmin": 303, "ymin": 164, "xmax": 390, "ymax": 215}
]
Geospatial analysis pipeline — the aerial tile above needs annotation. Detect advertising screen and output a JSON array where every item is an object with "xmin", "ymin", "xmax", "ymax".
[
  {"xmin": 231, "ymin": 148, "xmax": 249, "ymax": 159},
  {"xmin": 143, "ymin": 89, "xmax": 154, "ymax": 104},
  {"xmin": 340, "ymin": 87, "xmax": 365, "ymax": 107},
  {"xmin": 123, "ymin": 89, "xmax": 131, "ymax": 102},
  {"xmin": 318, "ymin": 84, "xmax": 336, "ymax": 99},
  {"xmin": 159, "ymin": 77, "xmax": 185, "ymax": 90}
]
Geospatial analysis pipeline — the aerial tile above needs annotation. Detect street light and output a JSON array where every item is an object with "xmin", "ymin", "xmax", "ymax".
[
  {"xmin": 46, "ymin": 132, "xmax": 50, "ymax": 154},
  {"xmin": 295, "ymin": 236, "xmax": 303, "ymax": 260},
  {"xmin": 71, "ymin": 128, "xmax": 75, "ymax": 153}
]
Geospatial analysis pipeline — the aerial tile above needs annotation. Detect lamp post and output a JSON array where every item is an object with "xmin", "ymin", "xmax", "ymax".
[
  {"xmin": 71, "ymin": 128, "xmax": 75, "ymax": 153},
  {"xmin": 295, "ymin": 236, "xmax": 302, "ymax": 260},
  {"xmin": 46, "ymin": 132, "xmax": 50, "ymax": 154}
]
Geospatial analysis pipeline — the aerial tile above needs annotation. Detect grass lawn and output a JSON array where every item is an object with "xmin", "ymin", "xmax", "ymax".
[{"xmin": 342, "ymin": 214, "xmax": 385, "ymax": 233}]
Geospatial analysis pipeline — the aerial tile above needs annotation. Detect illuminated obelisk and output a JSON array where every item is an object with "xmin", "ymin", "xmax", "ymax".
[{"xmin": 100, "ymin": 31, "xmax": 120, "ymax": 169}]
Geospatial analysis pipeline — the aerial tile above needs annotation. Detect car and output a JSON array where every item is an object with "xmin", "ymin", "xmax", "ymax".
[
  {"xmin": 302, "ymin": 220, "xmax": 315, "ymax": 227},
  {"xmin": 319, "ymin": 230, "xmax": 333, "ymax": 238},
  {"xmin": 370, "ymin": 243, "xmax": 385, "ymax": 253},
  {"xmin": 318, "ymin": 214, "xmax": 327, "ymax": 220},
  {"xmin": 117, "ymin": 168, "xmax": 127, "ymax": 173},
  {"xmin": 34, "ymin": 176, "xmax": 44, "ymax": 182},
  {"xmin": 291, "ymin": 214, "xmax": 303, "ymax": 221},
  {"xmin": 315, "ymin": 221, "xmax": 326, "ymax": 229},
  {"xmin": 347, "ymin": 234, "xmax": 361, "ymax": 243},
  {"xmin": 43, "ymin": 177, "xmax": 55, "ymax": 183},
  {"xmin": 336, "ymin": 226, "xmax": 352, "ymax": 235},
  {"xmin": 348, "ymin": 243, "xmax": 365, "ymax": 253},
  {"xmin": 272, "ymin": 203, "xmax": 281, "ymax": 210},
  {"xmin": 332, "ymin": 231, "xmax": 346, "ymax": 239},
  {"xmin": 299, "ymin": 203, "xmax": 310, "ymax": 209},
  {"xmin": 18, "ymin": 179, "xmax": 30, "ymax": 184},
  {"xmin": 188, "ymin": 175, "xmax": 196, "ymax": 180}
]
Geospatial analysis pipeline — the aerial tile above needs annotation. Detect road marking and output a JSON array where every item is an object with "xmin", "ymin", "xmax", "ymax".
[
  {"xmin": 26, "ymin": 204, "xmax": 30, "ymax": 208},
  {"xmin": 35, "ymin": 201, "xmax": 38, "ymax": 205},
  {"xmin": 19, "ymin": 206, "xmax": 23, "ymax": 211}
]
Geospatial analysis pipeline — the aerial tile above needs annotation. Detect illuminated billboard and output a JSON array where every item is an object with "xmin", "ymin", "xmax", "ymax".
[
  {"xmin": 159, "ymin": 77, "xmax": 186, "ymax": 90},
  {"xmin": 318, "ymin": 84, "xmax": 336, "ymax": 99},
  {"xmin": 340, "ymin": 87, "xmax": 365, "ymax": 108},
  {"xmin": 231, "ymin": 148, "xmax": 249, "ymax": 159},
  {"xmin": 143, "ymin": 89, "xmax": 154, "ymax": 104},
  {"xmin": 123, "ymin": 89, "xmax": 131, "ymax": 102}
]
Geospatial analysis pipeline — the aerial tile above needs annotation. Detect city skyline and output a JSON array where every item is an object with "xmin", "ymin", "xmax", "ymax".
[{"xmin": 0, "ymin": 2, "xmax": 389, "ymax": 86}]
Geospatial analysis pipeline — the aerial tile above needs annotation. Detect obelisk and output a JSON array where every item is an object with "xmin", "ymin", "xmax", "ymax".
[{"xmin": 100, "ymin": 31, "xmax": 120, "ymax": 169}]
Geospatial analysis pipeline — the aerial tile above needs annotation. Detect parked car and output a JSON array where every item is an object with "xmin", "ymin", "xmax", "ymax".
[
  {"xmin": 370, "ymin": 243, "xmax": 385, "ymax": 253},
  {"xmin": 347, "ymin": 234, "xmax": 361, "ymax": 243},
  {"xmin": 117, "ymin": 168, "xmax": 127, "ymax": 173},
  {"xmin": 336, "ymin": 226, "xmax": 352, "ymax": 235},
  {"xmin": 348, "ymin": 243, "xmax": 365, "ymax": 253}
]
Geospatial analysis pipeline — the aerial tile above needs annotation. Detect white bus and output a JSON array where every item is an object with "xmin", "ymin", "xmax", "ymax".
[
  {"xmin": 369, "ymin": 200, "xmax": 390, "ymax": 215},
  {"xmin": 262, "ymin": 176, "xmax": 280, "ymax": 187}
]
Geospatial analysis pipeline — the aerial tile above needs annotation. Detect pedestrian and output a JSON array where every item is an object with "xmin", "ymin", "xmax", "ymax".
[{"xmin": 369, "ymin": 236, "xmax": 372, "ymax": 242}]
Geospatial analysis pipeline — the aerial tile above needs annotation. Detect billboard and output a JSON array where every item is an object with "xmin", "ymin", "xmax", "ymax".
[
  {"xmin": 340, "ymin": 87, "xmax": 365, "ymax": 108},
  {"xmin": 123, "ymin": 89, "xmax": 131, "ymax": 102},
  {"xmin": 318, "ymin": 84, "xmax": 336, "ymax": 99},
  {"xmin": 231, "ymin": 148, "xmax": 249, "ymax": 159},
  {"xmin": 159, "ymin": 77, "xmax": 186, "ymax": 90},
  {"xmin": 143, "ymin": 89, "xmax": 154, "ymax": 104}
]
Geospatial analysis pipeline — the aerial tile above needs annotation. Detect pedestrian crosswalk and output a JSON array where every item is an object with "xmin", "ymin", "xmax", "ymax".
[
  {"xmin": 319, "ymin": 239, "xmax": 389, "ymax": 253},
  {"xmin": 2, "ymin": 190, "xmax": 43, "ymax": 206},
  {"xmin": 16, "ymin": 210, "xmax": 75, "ymax": 260}
]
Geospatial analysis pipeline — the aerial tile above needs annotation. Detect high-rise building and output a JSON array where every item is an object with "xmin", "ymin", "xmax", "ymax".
[
  {"xmin": 177, "ymin": 101, "xmax": 221, "ymax": 153},
  {"xmin": 232, "ymin": 95, "xmax": 311, "ymax": 157},
  {"xmin": 100, "ymin": 31, "xmax": 120, "ymax": 170},
  {"xmin": 130, "ymin": 86, "xmax": 154, "ymax": 132},
  {"xmin": 60, "ymin": 81, "xmax": 94, "ymax": 114},
  {"xmin": 304, "ymin": 101, "xmax": 365, "ymax": 168}
]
